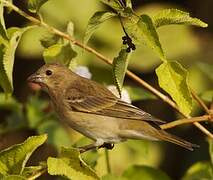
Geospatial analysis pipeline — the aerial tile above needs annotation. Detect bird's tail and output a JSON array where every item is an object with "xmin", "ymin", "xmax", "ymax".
[{"xmin": 159, "ymin": 130, "xmax": 199, "ymax": 151}]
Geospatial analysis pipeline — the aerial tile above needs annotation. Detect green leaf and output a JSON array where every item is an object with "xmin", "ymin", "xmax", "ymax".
[
  {"xmin": 209, "ymin": 139, "xmax": 213, "ymax": 165},
  {"xmin": 182, "ymin": 162, "xmax": 213, "ymax": 180},
  {"xmin": 0, "ymin": 1, "xmax": 8, "ymax": 40},
  {"xmin": 27, "ymin": 0, "xmax": 49, "ymax": 13},
  {"xmin": 84, "ymin": 11, "xmax": 117, "ymax": 44},
  {"xmin": 122, "ymin": 165, "xmax": 171, "ymax": 180},
  {"xmin": 126, "ymin": 0, "xmax": 132, "ymax": 8},
  {"xmin": 43, "ymin": 43, "xmax": 77, "ymax": 66},
  {"xmin": 200, "ymin": 90, "xmax": 213, "ymax": 103},
  {"xmin": 113, "ymin": 48, "xmax": 131, "ymax": 96},
  {"xmin": 47, "ymin": 147, "xmax": 99, "ymax": 180},
  {"xmin": 137, "ymin": 15, "xmax": 165, "ymax": 61},
  {"xmin": 0, "ymin": 44, "xmax": 10, "ymax": 93},
  {"xmin": 124, "ymin": 86, "xmax": 156, "ymax": 101},
  {"xmin": 40, "ymin": 33, "xmax": 60, "ymax": 48},
  {"xmin": 0, "ymin": 134, "xmax": 47, "ymax": 175},
  {"xmin": 0, "ymin": 23, "xmax": 8, "ymax": 44},
  {"xmin": 123, "ymin": 14, "xmax": 166, "ymax": 60},
  {"xmin": 99, "ymin": 0, "xmax": 123, "ymax": 11},
  {"xmin": 156, "ymin": 61, "xmax": 192, "ymax": 115},
  {"xmin": 153, "ymin": 9, "xmax": 208, "ymax": 28},
  {"xmin": 0, "ymin": 27, "xmax": 33, "ymax": 94}
]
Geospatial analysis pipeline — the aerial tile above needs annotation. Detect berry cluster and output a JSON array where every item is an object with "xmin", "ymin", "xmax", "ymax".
[{"xmin": 122, "ymin": 35, "xmax": 136, "ymax": 52}]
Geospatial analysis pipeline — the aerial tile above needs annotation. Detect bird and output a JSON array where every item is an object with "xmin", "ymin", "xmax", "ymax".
[{"xmin": 27, "ymin": 63, "xmax": 197, "ymax": 152}]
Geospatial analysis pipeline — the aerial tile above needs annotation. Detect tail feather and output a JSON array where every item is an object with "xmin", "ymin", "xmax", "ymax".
[{"xmin": 159, "ymin": 130, "xmax": 199, "ymax": 151}]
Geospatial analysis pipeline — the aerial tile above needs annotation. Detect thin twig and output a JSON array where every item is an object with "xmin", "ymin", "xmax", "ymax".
[
  {"xmin": 191, "ymin": 88, "xmax": 209, "ymax": 114},
  {"xmin": 2, "ymin": 0, "xmax": 213, "ymax": 138},
  {"xmin": 160, "ymin": 115, "xmax": 211, "ymax": 130}
]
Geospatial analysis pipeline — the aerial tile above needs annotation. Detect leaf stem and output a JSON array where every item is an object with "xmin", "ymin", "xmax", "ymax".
[
  {"xmin": 1, "ymin": 0, "xmax": 213, "ymax": 138},
  {"xmin": 105, "ymin": 149, "xmax": 111, "ymax": 174}
]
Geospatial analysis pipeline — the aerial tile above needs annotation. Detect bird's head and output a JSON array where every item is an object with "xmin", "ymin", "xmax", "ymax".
[{"xmin": 27, "ymin": 63, "xmax": 74, "ymax": 90}]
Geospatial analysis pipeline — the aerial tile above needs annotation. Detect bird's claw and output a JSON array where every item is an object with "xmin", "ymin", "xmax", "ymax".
[{"xmin": 99, "ymin": 143, "xmax": 114, "ymax": 150}]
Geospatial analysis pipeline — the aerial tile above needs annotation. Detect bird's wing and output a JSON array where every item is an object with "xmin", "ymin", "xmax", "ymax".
[{"xmin": 64, "ymin": 88, "xmax": 164, "ymax": 123}]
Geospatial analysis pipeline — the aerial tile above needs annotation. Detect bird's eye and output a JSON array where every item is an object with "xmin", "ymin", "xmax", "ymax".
[{"xmin": 45, "ymin": 70, "xmax": 52, "ymax": 76}]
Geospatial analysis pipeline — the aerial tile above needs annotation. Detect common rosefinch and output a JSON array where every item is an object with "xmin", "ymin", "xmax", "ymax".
[{"xmin": 28, "ymin": 63, "xmax": 197, "ymax": 152}]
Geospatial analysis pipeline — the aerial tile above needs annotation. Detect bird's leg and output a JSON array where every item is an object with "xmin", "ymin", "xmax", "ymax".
[{"xmin": 78, "ymin": 139, "xmax": 104, "ymax": 153}]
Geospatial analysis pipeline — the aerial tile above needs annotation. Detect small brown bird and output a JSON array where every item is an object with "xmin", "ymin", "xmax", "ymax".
[{"xmin": 28, "ymin": 63, "xmax": 197, "ymax": 152}]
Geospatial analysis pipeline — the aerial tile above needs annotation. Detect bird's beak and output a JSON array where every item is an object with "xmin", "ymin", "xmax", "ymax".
[{"xmin": 27, "ymin": 73, "xmax": 44, "ymax": 84}]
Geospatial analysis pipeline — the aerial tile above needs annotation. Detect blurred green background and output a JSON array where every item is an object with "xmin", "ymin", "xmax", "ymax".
[{"xmin": 0, "ymin": 0, "xmax": 212, "ymax": 179}]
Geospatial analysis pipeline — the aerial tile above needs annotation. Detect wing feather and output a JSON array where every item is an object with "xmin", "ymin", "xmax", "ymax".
[{"xmin": 64, "ymin": 88, "xmax": 164, "ymax": 123}]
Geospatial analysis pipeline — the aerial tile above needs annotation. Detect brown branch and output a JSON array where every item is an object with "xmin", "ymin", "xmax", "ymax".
[
  {"xmin": 2, "ymin": 0, "xmax": 213, "ymax": 138},
  {"xmin": 191, "ymin": 88, "xmax": 209, "ymax": 114},
  {"xmin": 160, "ymin": 115, "xmax": 211, "ymax": 130}
]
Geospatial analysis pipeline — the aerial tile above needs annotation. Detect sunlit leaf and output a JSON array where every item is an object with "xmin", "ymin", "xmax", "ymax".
[
  {"xmin": 182, "ymin": 162, "xmax": 213, "ymax": 180},
  {"xmin": 156, "ymin": 61, "xmax": 192, "ymax": 115},
  {"xmin": 47, "ymin": 147, "xmax": 99, "ymax": 180},
  {"xmin": 122, "ymin": 165, "xmax": 171, "ymax": 180},
  {"xmin": 153, "ymin": 9, "xmax": 208, "ymax": 28},
  {"xmin": 113, "ymin": 48, "xmax": 131, "ymax": 96},
  {"xmin": 124, "ymin": 14, "xmax": 165, "ymax": 61},
  {"xmin": 0, "ymin": 134, "xmax": 47, "ymax": 175},
  {"xmin": 126, "ymin": 0, "xmax": 132, "ymax": 8},
  {"xmin": 43, "ymin": 43, "xmax": 77, "ymax": 66},
  {"xmin": 0, "ymin": 1, "xmax": 8, "ymax": 39},
  {"xmin": 84, "ymin": 11, "xmax": 117, "ymax": 44},
  {"xmin": 27, "ymin": 0, "xmax": 49, "ymax": 13},
  {"xmin": 137, "ymin": 15, "xmax": 165, "ymax": 61},
  {"xmin": 99, "ymin": 0, "xmax": 123, "ymax": 11},
  {"xmin": 0, "ymin": 45, "xmax": 9, "ymax": 94}
]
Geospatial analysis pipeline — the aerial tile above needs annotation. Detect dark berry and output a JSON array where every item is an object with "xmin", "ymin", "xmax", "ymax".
[
  {"xmin": 123, "ymin": 41, "xmax": 127, "ymax": 45},
  {"xmin": 126, "ymin": 47, "xmax": 131, "ymax": 52},
  {"xmin": 122, "ymin": 36, "xmax": 127, "ymax": 40},
  {"xmin": 131, "ymin": 44, "xmax": 136, "ymax": 50}
]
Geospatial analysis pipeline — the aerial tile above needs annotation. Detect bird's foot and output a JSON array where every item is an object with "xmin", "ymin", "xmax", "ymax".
[{"xmin": 99, "ymin": 143, "xmax": 114, "ymax": 150}]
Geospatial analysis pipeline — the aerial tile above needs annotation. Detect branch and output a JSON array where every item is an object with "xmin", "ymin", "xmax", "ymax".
[
  {"xmin": 2, "ymin": 0, "xmax": 213, "ymax": 138},
  {"xmin": 191, "ymin": 88, "xmax": 210, "ymax": 114},
  {"xmin": 160, "ymin": 115, "xmax": 212, "ymax": 130}
]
